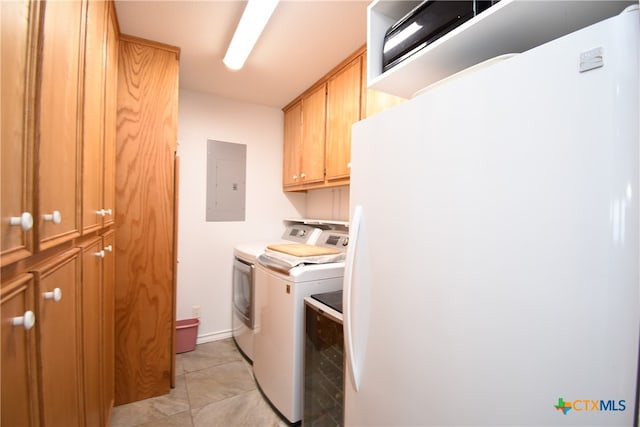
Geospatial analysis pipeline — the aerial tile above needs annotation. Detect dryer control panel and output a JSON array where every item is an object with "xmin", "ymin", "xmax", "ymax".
[{"xmin": 316, "ymin": 231, "xmax": 349, "ymax": 250}]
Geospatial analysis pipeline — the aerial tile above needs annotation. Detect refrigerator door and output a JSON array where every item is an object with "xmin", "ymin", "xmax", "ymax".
[{"xmin": 346, "ymin": 8, "xmax": 639, "ymax": 426}]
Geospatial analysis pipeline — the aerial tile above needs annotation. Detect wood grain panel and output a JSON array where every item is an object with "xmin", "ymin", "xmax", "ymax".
[
  {"xmin": 37, "ymin": 0, "xmax": 84, "ymax": 249},
  {"xmin": 82, "ymin": 0, "xmax": 107, "ymax": 234},
  {"xmin": 1, "ymin": 273, "xmax": 39, "ymax": 427},
  {"xmin": 283, "ymin": 102, "xmax": 302, "ymax": 187},
  {"xmin": 0, "ymin": 0, "xmax": 39, "ymax": 265},
  {"xmin": 114, "ymin": 36, "xmax": 179, "ymax": 404},
  {"xmin": 102, "ymin": 231, "xmax": 116, "ymax": 420},
  {"xmin": 326, "ymin": 57, "xmax": 362, "ymax": 181},
  {"xmin": 31, "ymin": 248, "xmax": 83, "ymax": 426},
  {"xmin": 80, "ymin": 236, "xmax": 104, "ymax": 426},
  {"xmin": 300, "ymin": 84, "xmax": 326, "ymax": 184},
  {"xmin": 102, "ymin": 2, "xmax": 118, "ymax": 229}
]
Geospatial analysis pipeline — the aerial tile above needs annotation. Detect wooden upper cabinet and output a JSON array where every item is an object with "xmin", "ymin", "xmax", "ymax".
[
  {"xmin": 364, "ymin": 88, "xmax": 406, "ymax": 118},
  {"xmin": 37, "ymin": 0, "xmax": 84, "ymax": 250},
  {"xmin": 282, "ymin": 47, "xmax": 404, "ymax": 191},
  {"xmin": 1, "ymin": 273, "xmax": 39, "ymax": 427},
  {"xmin": 0, "ymin": 0, "xmax": 40, "ymax": 266},
  {"xmin": 361, "ymin": 52, "xmax": 405, "ymax": 118},
  {"xmin": 103, "ymin": 2, "xmax": 118, "ymax": 229},
  {"xmin": 300, "ymin": 84, "xmax": 327, "ymax": 185},
  {"xmin": 283, "ymin": 101, "xmax": 302, "ymax": 187},
  {"xmin": 326, "ymin": 56, "xmax": 362, "ymax": 181},
  {"xmin": 82, "ymin": 0, "xmax": 108, "ymax": 234}
]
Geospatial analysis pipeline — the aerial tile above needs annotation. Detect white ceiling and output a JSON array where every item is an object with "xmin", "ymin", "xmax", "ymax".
[{"xmin": 114, "ymin": 0, "xmax": 371, "ymax": 108}]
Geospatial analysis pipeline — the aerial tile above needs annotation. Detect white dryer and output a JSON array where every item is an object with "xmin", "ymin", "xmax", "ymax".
[{"xmin": 232, "ymin": 222, "xmax": 321, "ymax": 362}]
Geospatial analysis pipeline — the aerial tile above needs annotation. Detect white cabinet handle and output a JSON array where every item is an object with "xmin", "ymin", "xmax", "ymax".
[
  {"xmin": 347, "ymin": 162, "xmax": 351, "ymax": 169},
  {"xmin": 43, "ymin": 210, "xmax": 62, "ymax": 224},
  {"xmin": 12, "ymin": 310, "xmax": 35, "ymax": 330},
  {"xmin": 300, "ymin": 173, "xmax": 306, "ymax": 179},
  {"xmin": 9, "ymin": 212, "xmax": 34, "ymax": 231},
  {"xmin": 292, "ymin": 175, "xmax": 298, "ymax": 181},
  {"xmin": 103, "ymin": 245, "xmax": 113, "ymax": 253},
  {"xmin": 95, "ymin": 250, "xmax": 105, "ymax": 258},
  {"xmin": 43, "ymin": 288, "xmax": 62, "ymax": 302},
  {"xmin": 97, "ymin": 208, "xmax": 113, "ymax": 217}
]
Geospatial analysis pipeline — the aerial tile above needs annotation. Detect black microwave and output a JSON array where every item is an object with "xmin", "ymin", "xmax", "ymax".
[{"xmin": 382, "ymin": 0, "xmax": 499, "ymax": 72}]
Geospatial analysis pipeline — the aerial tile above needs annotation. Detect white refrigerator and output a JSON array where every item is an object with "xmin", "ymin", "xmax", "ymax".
[{"xmin": 345, "ymin": 6, "xmax": 639, "ymax": 426}]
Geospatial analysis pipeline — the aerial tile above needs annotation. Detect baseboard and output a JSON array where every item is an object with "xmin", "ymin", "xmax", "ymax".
[{"xmin": 196, "ymin": 329, "xmax": 232, "ymax": 344}]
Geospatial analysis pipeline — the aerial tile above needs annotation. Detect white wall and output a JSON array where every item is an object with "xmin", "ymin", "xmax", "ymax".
[{"xmin": 176, "ymin": 89, "xmax": 306, "ymax": 342}]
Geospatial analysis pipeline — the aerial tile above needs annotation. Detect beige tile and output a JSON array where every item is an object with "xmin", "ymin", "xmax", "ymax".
[
  {"xmin": 175, "ymin": 352, "xmax": 185, "ymax": 377},
  {"xmin": 111, "ymin": 339, "xmax": 282, "ymax": 427},
  {"xmin": 180, "ymin": 339, "xmax": 243, "ymax": 373},
  {"xmin": 135, "ymin": 410, "xmax": 193, "ymax": 427},
  {"xmin": 186, "ymin": 360, "xmax": 256, "ymax": 409},
  {"xmin": 191, "ymin": 389, "xmax": 286, "ymax": 427},
  {"xmin": 111, "ymin": 375, "xmax": 190, "ymax": 427}
]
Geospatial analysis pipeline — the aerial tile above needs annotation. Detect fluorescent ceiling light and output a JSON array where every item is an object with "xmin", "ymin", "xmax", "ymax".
[{"xmin": 223, "ymin": 0, "xmax": 279, "ymax": 70}]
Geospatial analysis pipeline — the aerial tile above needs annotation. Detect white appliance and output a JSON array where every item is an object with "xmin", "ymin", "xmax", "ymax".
[
  {"xmin": 253, "ymin": 229, "xmax": 349, "ymax": 423},
  {"xmin": 345, "ymin": 7, "xmax": 639, "ymax": 426},
  {"xmin": 232, "ymin": 222, "xmax": 321, "ymax": 361}
]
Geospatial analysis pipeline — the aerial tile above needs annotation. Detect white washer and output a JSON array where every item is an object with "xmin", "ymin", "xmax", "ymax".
[
  {"xmin": 253, "ymin": 229, "xmax": 349, "ymax": 423},
  {"xmin": 232, "ymin": 223, "xmax": 321, "ymax": 362}
]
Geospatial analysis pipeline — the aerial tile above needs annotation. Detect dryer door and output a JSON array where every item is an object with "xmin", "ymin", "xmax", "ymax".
[{"xmin": 232, "ymin": 257, "xmax": 254, "ymax": 328}]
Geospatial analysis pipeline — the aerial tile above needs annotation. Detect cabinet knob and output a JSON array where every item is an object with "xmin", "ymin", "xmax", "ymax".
[
  {"xmin": 43, "ymin": 288, "xmax": 62, "ymax": 302},
  {"xmin": 97, "ymin": 208, "xmax": 113, "ymax": 217},
  {"xmin": 95, "ymin": 250, "xmax": 105, "ymax": 258},
  {"xmin": 12, "ymin": 310, "xmax": 35, "ymax": 330},
  {"xmin": 9, "ymin": 212, "xmax": 34, "ymax": 231},
  {"xmin": 347, "ymin": 162, "xmax": 351, "ymax": 168},
  {"xmin": 43, "ymin": 210, "xmax": 62, "ymax": 224},
  {"xmin": 103, "ymin": 245, "xmax": 113, "ymax": 253},
  {"xmin": 292, "ymin": 175, "xmax": 298, "ymax": 181},
  {"xmin": 300, "ymin": 173, "xmax": 306, "ymax": 179}
]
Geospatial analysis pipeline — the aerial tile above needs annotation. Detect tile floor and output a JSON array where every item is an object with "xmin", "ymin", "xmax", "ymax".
[{"xmin": 110, "ymin": 339, "xmax": 287, "ymax": 427}]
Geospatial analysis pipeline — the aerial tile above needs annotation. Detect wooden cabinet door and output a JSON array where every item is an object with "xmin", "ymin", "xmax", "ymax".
[
  {"xmin": 326, "ymin": 57, "xmax": 362, "ymax": 181},
  {"xmin": 1, "ymin": 273, "xmax": 39, "ymax": 427},
  {"xmin": 102, "ymin": 230, "xmax": 116, "ymax": 422},
  {"xmin": 283, "ymin": 102, "xmax": 302, "ymax": 187},
  {"xmin": 102, "ymin": 2, "xmax": 118, "ymax": 229},
  {"xmin": 32, "ymin": 249, "xmax": 83, "ymax": 426},
  {"xmin": 0, "ymin": 0, "xmax": 40, "ymax": 265},
  {"xmin": 364, "ymin": 88, "xmax": 406, "ymax": 118},
  {"xmin": 82, "ymin": 0, "xmax": 108, "ymax": 234},
  {"xmin": 37, "ymin": 0, "xmax": 84, "ymax": 250},
  {"xmin": 300, "ymin": 84, "xmax": 326, "ymax": 185},
  {"xmin": 81, "ymin": 237, "xmax": 104, "ymax": 426}
]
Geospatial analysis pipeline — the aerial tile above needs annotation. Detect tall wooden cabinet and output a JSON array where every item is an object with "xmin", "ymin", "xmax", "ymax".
[
  {"xmin": 115, "ymin": 35, "xmax": 180, "ymax": 404},
  {"xmin": 1, "ymin": 0, "xmax": 120, "ymax": 425}
]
